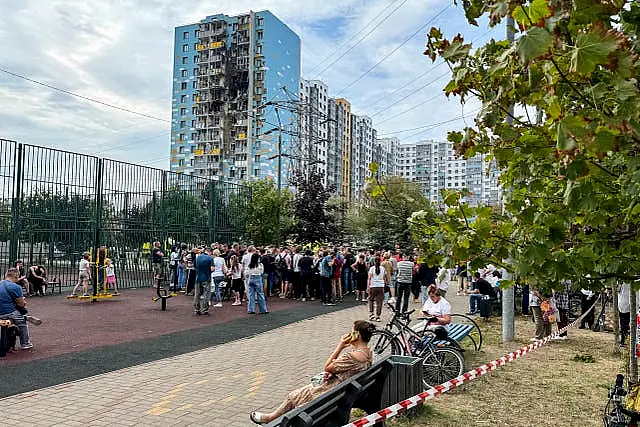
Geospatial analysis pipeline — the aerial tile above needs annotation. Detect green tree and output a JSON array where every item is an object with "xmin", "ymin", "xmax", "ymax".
[
  {"xmin": 365, "ymin": 173, "xmax": 434, "ymax": 252},
  {"xmin": 228, "ymin": 179, "xmax": 294, "ymax": 245},
  {"xmin": 291, "ymin": 170, "xmax": 337, "ymax": 244},
  {"xmin": 417, "ymin": 0, "xmax": 640, "ymax": 293}
]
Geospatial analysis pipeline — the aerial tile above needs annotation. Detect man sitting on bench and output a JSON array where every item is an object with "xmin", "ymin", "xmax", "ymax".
[
  {"xmin": 0, "ymin": 268, "xmax": 42, "ymax": 350},
  {"xmin": 465, "ymin": 272, "xmax": 496, "ymax": 315},
  {"xmin": 249, "ymin": 320, "xmax": 376, "ymax": 425}
]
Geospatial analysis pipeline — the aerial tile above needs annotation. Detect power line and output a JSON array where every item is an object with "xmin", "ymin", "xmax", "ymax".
[
  {"xmin": 336, "ymin": 4, "xmax": 453, "ymax": 96},
  {"xmin": 0, "ymin": 66, "xmax": 170, "ymax": 123},
  {"xmin": 400, "ymin": 108, "xmax": 481, "ymax": 140},
  {"xmin": 308, "ymin": 0, "xmax": 400, "ymax": 71},
  {"xmin": 313, "ymin": 0, "xmax": 410, "ymax": 78},
  {"xmin": 370, "ymin": 70, "xmax": 449, "ymax": 117}
]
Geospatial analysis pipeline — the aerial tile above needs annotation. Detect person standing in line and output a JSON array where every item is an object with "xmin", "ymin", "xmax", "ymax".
[
  {"xmin": 177, "ymin": 244, "xmax": 188, "ymax": 293},
  {"xmin": 528, "ymin": 286, "xmax": 544, "ymax": 341},
  {"xmin": 352, "ymin": 254, "xmax": 369, "ymax": 302},
  {"xmin": 395, "ymin": 255, "xmax": 414, "ymax": 313},
  {"xmin": 210, "ymin": 249, "xmax": 227, "ymax": 308},
  {"xmin": 71, "ymin": 252, "xmax": 92, "ymax": 297},
  {"xmin": 320, "ymin": 250, "xmax": 335, "ymax": 306},
  {"xmin": 381, "ymin": 253, "xmax": 394, "ymax": 305},
  {"xmin": 246, "ymin": 253, "xmax": 268, "ymax": 315},
  {"xmin": 552, "ymin": 280, "xmax": 571, "ymax": 340},
  {"xmin": 151, "ymin": 241, "xmax": 164, "ymax": 289},
  {"xmin": 194, "ymin": 248, "xmax": 213, "ymax": 316},
  {"xmin": 420, "ymin": 262, "xmax": 439, "ymax": 304},
  {"xmin": 579, "ymin": 288, "xmax": 599, "ymax": 330},
  {"xmin": 229, "ymin": 254, "xmax": 243, "ymax": 306},
  {"xmin": 185, "ymin": 247, "xmax": 198, "ymax": 296},
  {"xmin": 169, "ymin": 246, "xmax": 179, "ymax": 291},
  {"xmin": 260, "ymin": 248, "xmax": 272, "ymax": 298},
  {"xmin": 299, "ymin": 250, "xmax": 314, "ymax": 301},
  {"xmin": 242, "ymin": 245, "xmax": 255, "ymax": 302},
  {"xmin": 342, "ymin": 248, "xmax": 355, "ymax": 297},
  {"xmin": 455, "ymin": 262, "xmax": 467, "ymax": 296},
  {"xmin": 292, "ymin": 246, "xmax": 303, "ymax": 300},
  {"xmin": 367, "ymin": 257, "xmax": 386, "ymax": 322},
  {"xmin": 276, "ymin": 248, "xmax": 289, "ymax": 299},
  {"xmin": 332, "ymin": 252, "xmax": 343, "ymax": 302},
  {"xmin": 435, "ymin": 265, "xmax": 451, "ymax": 299}
]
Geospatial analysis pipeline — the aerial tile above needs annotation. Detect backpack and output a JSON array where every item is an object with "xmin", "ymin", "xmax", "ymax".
[{"xmin": 276, "ymin": 255, "xmax": 287, "ymax": 270}]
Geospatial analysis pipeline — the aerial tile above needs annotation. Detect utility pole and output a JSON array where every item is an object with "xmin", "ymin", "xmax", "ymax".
[{"xmin": 502, "ymin": 15, "xmax": 516, "ymax": 343}]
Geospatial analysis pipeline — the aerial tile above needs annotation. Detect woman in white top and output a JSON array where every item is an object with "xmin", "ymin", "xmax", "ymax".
[
  {"xmin": 210, "ymin": 249, "xmax": 227, "ymax": 307},
  {"xmin": 367, "ymin": 257, "xmax": 386, "ymax": 322},
  {"xmin": 246, "ymin": 253, "xmax": 268, "ymax": 314}
]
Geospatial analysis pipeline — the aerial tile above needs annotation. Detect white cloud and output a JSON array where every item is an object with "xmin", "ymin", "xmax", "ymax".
[{"xmin": 0, "ymin": 0, "xmax": 502, "ymax": 167}]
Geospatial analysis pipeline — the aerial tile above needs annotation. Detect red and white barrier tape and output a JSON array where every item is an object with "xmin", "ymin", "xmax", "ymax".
[{"xmin": 344, "ymin": 296, "xmax": 602, "ymax": 427}]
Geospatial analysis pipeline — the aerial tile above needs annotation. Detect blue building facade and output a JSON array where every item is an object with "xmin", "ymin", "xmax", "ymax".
[{"xmin": 170, "ymin": 10, "xmax": 300, "ymax": 188}]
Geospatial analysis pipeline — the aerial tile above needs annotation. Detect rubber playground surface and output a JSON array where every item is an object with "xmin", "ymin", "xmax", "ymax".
[{"xmin": 0, "ymin": 289, "xmax": 357, "ymax": 398}]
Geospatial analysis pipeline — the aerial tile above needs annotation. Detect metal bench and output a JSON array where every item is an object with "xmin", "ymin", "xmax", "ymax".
[
  {"xmin": 411, "ymin": 313, "xmax": 483, "ymax": 351},
  {"xmin": 265, "ymin": 355, "xmax": 422, "ymax": 427}
]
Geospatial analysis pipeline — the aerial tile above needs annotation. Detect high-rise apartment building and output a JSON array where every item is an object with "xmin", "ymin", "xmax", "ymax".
[
  {"xmin": 397, "ymin": 140, "xmax": 501, "ymax": 206},
  {"xmin": 351, "ymin": 115, "xmax": 376, "ymax": 200},
  {"xmin": 336, "ymin": 99, "xmax": 352, "ymax": 199},
  {"xmin": 170, "ymin": 11, "xmax": 300, "ymax": 186},
  {"xmin": 375, "ymin": 137, "xmax": 399, "ymax": 178},
  {"xmin": 298, "ymin": 79, "xmax": 329, "ymax": 185},
  {"xmin": 326, "ymin": 98, "xmax": 344, "ymax": 193}
]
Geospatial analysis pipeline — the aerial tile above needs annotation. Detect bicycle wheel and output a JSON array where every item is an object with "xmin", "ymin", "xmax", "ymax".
[
  {"xmin": 421, "ymin": 347, "xmax": 464, "ymax": 388},
  {"xmin": 370, "ymin": 330, "xmax": 402, "ymax": 362}
]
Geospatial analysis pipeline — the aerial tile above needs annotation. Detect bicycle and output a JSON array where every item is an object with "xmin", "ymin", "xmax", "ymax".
[
  {"xmin": 370, "ymin": 303, "xmax": 465, "ymax": 388},
  {"xmin": 603, "ymin": 373, "xmax": 640, "ymax": 426}
]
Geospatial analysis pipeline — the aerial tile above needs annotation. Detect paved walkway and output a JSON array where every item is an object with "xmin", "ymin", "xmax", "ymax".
[{"xmin": 0, "ymin": 290, "xmax": 471, "ymax": 427}]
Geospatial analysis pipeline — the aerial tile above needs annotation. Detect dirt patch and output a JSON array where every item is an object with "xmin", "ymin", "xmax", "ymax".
[{"xmin": 389, "ymin": 315, "xmax": 622, "ymax": 427}]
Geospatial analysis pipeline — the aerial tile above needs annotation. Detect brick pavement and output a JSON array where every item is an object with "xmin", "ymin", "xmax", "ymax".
[{"xmin": 0, "ymin": 290, "xmax": 472, "ymax": 427}]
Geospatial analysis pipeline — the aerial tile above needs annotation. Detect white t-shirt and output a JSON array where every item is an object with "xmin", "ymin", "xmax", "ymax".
[
  {"xmin": 421, "ymin": 297, "xmax": 452, "ymax": 330},
  {"xmin": 293, "ymin": 253, "xmax": 303, "ymax": 272},
  {"xmin": 368, "ymin": 266, "xmax": 386, "ymax": 288},
  {"xmin": 241, "ymin": 252, "xmax": 253, "ymax": 275},
  {"xmin": 212, "ymin": 257, "xmax": 225, "ymax": 277},
  {"xmin": 436, "ymin": 267, "xmax": 451, "ymax": 291},
  {"xmin": 79, "ymin": 259, "xmax": 90, "ymax": 275},
  {"xmin": 106, "ymin": 265, "xmax": 115, "ymax": 277},
  {"xmin": 229, "ymin": 264, "xmax": 242, "ymax": 280}
]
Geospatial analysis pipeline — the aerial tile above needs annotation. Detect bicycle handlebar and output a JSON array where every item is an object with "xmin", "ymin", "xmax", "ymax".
[{"xmin": 386, "ymin": 302, "xmax": 415, "ymax": 318}]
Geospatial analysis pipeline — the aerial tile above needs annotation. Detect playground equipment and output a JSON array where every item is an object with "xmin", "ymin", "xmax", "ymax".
[
  {"xmin": 67, "ymin": 247, "xmax": 120, "ymax": 302},
  {"xmin": 152, "ymin": 276, "xmax": 177, "ymax": 311}
]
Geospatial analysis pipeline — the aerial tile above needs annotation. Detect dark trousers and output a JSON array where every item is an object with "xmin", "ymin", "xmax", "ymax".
[
  {"xmin": 292, "ymin": 272, "xmax": 302, "ymax": 298},
  {"xmin": 580, "ymin": 293, "xmax": 599, "ymax": 329},
  {"xmin": 321, "ymin": 276, "xmax": 333, "ymax": 303},
  {"xmin": 301, "ymin": 272, "xmax": 313, "ymax": 298},
  {"xmin": 395, "ymin": 281, "xmax": 412, "ymax": 313},
  {"xmin": 411, "ymin": 279, "xmax": 421, "ymax": 300},
  {"xmin": 522, "ymin": 285, "xmax": 530, "ymax": 315},
  {"xmin": 620, "ymin": 311, "xmax": 631, "ymax": 344},
  {"xmin": 186, "ymin": 270, "xmax": 196, "ymax": 294},
  {"xmin": 557, "ymin": 308, "xmax": 569, "ymax": 337},
  {"xmin": 369, "ymin": 287, "xmax": 384, "ymax": 317}
]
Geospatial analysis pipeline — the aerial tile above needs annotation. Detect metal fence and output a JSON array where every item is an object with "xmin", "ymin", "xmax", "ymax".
[{"xmin": 0, "ymin": 139, "xmax": 251, "ymax": 291}]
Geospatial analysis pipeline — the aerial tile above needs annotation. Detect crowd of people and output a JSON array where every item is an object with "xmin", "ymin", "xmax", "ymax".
[{"xmin": 143, "ymin": 241, "xmax": 464, "ymax": 319}]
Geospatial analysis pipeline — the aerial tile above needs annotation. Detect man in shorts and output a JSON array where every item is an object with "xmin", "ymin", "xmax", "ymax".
[{"xmin": 151, "ymin": 241, "xmax": 164, "ymax": 288}]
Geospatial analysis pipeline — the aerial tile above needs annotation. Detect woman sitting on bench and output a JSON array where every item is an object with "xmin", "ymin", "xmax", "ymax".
[{"xmin": 250, "ymin": 320, "xmax": 376, "ymax": 425}]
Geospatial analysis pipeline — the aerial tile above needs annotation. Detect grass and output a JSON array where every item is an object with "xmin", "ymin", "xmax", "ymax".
[{"xmin": 386, "ymin": 315, "xmax": 623, "ymax": 427}]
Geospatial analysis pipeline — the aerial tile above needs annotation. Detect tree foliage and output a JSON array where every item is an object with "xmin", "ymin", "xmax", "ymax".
[
  {"xmin": 292, "ymin": 169, "xmax": 337, "ymax": 244},
  {"xmin": 364, "ymin": 170, "xmax": 434, "ymax": 252},
  {"xmin": 418, "ymin": 0, "xmax": 640, "ymax": 289}
]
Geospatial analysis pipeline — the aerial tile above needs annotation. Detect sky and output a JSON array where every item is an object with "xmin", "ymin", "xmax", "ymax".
[{"xmin": 0, "ymin": 0, "xmax": 500, "ymax": 170}]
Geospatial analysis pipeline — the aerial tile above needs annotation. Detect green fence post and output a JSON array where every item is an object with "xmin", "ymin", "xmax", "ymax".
[
  {"xmin": 92, "ymin": 158, "xmax": 104, "ymax": 299},
  {"xmin": 9, "ymin": 143, "xmax": 23, "ymax": 264}
]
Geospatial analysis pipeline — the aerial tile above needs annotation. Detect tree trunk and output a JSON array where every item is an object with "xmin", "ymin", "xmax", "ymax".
[{"xmin": 630, "ymin": 289, "xmax": 638, "ymax": 384}]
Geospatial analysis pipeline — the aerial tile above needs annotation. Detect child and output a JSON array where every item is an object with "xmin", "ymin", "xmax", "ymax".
[
  {"xmin": 540, "ymin": 294, "xmax": 556, "ymax": 338},
  {"xmin": 105, "ymin": 258, "xmax": 119, "ymax": 295},
  {"xmin": 70, "ymin": 252, "xmax": 91, "ymax": 297}
]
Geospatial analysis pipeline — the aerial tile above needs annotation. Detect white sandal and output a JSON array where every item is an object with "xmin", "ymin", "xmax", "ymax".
[{"xmin": 250, "ymin": 411, "xmax": 267, "ymax": 425}]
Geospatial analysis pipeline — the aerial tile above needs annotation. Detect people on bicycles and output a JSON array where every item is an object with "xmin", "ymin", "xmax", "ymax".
[{"xmin": 421, "ymin": 285, "xmax": 452, "ymax": 336}]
